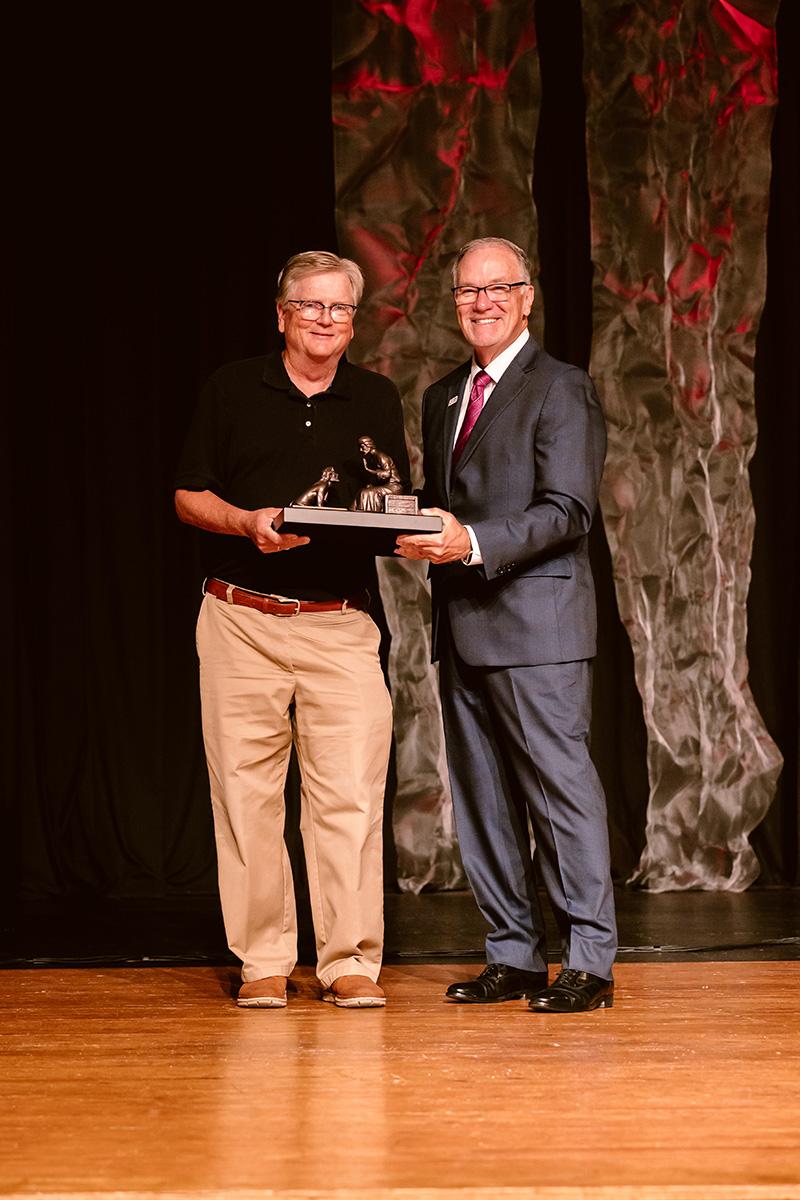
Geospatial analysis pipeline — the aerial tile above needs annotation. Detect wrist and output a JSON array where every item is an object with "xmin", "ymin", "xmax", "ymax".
[{"xmin": 236, "ymin": 507, "xmax": 261, "ymax": 539}]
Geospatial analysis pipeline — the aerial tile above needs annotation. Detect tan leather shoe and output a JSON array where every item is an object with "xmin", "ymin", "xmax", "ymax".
[
  {"xmin": 321, "ymin": 974, "xmax": 386, "ymax": 1008},
  {"xmin": 236, "ymin": 976, "xmax": 288, "ymax": 1008}
]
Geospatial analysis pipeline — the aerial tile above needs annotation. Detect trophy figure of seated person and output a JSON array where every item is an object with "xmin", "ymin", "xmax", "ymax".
[{"xmin": 351, "ymin": 435, "xmax": 404, "ymax": 512}]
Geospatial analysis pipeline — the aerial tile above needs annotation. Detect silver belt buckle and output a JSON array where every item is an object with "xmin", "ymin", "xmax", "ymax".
[{"xmin": 271, "ymin": 595, "xmax": 301, "ymax": 616}]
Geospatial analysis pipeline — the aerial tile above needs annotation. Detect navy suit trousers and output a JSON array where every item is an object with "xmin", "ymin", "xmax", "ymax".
[{"xmin": 439, "ymin": 640, "xmax": 618, "ymax": 979}]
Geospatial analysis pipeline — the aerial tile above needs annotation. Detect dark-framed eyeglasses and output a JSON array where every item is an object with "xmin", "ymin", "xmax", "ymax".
[
  {"xmin": 285, "ymin": 299, "xmax": 357, "ymax": 323},
  {"xmin": 451, "ymin": 281, "xmax": 529, "ymax": 305}
]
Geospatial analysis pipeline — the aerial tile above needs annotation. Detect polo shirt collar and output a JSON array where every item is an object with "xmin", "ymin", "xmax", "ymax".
[{"xmin": 262, "ymin": 350, "xmax": 353, "ymax": 398}]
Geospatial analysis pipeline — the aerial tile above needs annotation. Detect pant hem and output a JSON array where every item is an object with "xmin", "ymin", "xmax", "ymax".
[
  {"xmin": 317, "ymin": 960, "xmax": 382, "ymax": 988},
  {"xmin": 241, "ymin": 964, "xmax": 296, "ymax": 982}
]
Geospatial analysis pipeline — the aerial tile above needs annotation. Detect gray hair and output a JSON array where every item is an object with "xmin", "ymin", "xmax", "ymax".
[
  {"xmin": 451, "ymin": 237, "xmax": 532, "ymax": 287},
  {"xmin": 277, "ymin": 251, "xmax": 365, "ymax": 306}
]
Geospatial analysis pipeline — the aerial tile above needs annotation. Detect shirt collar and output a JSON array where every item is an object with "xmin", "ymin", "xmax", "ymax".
[
  {"xmin": 261, "ymin": 350, "xmax": 352, "ymax": 398},
  {"xmin": 470, "ymin": 327, "xmax": 530, "ymax": 386}
]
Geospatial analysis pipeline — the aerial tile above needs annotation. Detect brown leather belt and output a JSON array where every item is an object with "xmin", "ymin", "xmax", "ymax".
[{"xmin": 204, "ymin": 577, "xmax": 367, "ymax": 617}]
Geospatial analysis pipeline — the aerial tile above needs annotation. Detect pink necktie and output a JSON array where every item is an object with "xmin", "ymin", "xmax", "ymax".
[{"xmin": 452, "ymin": 369, "xmax": 491, "ymax": 466}]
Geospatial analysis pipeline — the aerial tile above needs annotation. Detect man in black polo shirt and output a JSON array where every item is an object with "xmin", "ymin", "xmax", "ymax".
[{"xmin": 175, "ymin": 251, "xmax": 409, "ymax": 1009}]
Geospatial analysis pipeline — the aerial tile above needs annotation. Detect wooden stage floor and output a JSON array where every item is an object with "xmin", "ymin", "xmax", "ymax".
[{"xmin": 3, "ymin": 962, "xmax": 800, "ymax": 1200}]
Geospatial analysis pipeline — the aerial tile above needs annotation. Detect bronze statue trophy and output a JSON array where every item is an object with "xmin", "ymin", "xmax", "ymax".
[
  {"xmin": 351, "ymin": 436, "xmax": 404, "ymax": 513},
  {"xmin": 271, "ymin": 437, "xmax": 441, "ymax": 554}
]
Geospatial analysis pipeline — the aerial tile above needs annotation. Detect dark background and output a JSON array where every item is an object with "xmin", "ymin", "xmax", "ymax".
[{"xmin": 5, "ymin": 2, "xmax": 798, "ymax": 956}]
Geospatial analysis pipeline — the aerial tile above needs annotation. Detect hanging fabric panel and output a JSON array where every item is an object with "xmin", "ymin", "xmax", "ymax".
[
  {"xmin": 582, "ymin": 0, "xmax": 783, "ymax": 890},
  {"xmin": 332, "ymin": 0, "xmax": 541, "ymax": 891}
]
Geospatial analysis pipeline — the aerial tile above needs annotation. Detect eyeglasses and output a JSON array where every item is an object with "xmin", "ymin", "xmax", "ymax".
[
  {"xmin": 285, "ymin": 299, "xmax": 357, "ymax": 323},
  {"xmin": 451, "ymin": 281, "xmax": 529, "ymax": 305}
]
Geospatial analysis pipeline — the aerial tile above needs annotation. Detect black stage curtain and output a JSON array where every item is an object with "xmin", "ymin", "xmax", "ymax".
[{"xmin": 5, "ymin": 3, "xmax": 798, "ymax": 936}]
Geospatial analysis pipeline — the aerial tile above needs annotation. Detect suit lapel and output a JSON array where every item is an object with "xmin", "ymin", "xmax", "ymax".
[
  {"xmin": 452, "ymin": 338, "xmax": 541, "ymax": 474},
  {"xmin": 440, "ymin": 365, "xmax": 470, "ymax": 495}
]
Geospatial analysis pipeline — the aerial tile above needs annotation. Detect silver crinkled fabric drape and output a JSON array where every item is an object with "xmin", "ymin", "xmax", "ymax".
[
  {"xmin": 332, "ymin": 0, "xmax": 542, "ymax": 891},
  {"xmin": 582, "ymin": 0, "xmax": 782, "ymax": 890}
]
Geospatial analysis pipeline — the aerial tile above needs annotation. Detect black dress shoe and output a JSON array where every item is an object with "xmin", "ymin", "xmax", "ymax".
[
  {"xmin": 528, "ymin": 968, "xmax": 614, "ymax": 1013},
  {"xmin": 446, "ymin": 963, "xmax": 549, "ymax": 1004}
]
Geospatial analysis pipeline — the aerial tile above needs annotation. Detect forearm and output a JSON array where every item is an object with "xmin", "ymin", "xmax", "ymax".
[
  {"xmin": 174, "ymin": 488, "xmax": 310, "ymax": 556},
  {"xmin": 471, "ymin": 495, "xmax": 594, "ymax": 578},
  {"xmin": 174, "ymin": 488, "xmax": 271, "ymax": 539}
]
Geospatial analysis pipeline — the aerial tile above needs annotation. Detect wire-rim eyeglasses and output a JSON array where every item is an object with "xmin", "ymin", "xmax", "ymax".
[{"xmin": 284, "ymin": 299, "xmax": 357, "ymax": 323}]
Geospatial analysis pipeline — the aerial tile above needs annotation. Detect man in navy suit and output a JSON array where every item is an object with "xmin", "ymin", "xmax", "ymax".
[{"xmin": 396, "ymin": 236, "xmax": 617, "ymax": 1013}]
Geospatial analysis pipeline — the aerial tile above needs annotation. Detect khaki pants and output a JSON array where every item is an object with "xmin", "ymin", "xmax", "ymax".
[{"xmin": 196, "ymin": 594, "xmax": 392, "ymax": 985}]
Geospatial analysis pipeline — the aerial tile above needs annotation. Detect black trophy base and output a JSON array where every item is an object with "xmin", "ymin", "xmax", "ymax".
[{"xmin": 273, "ymin": 506, "xmax": 443, "ymax": 557}]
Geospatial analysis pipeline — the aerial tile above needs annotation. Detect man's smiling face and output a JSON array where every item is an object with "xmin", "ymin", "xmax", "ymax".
[
  {"xmin": 454, "ymin": 245, "xmax": 534, "ymax": 366},
  {"xmin": 277, "ymin": 270, "xmax": 356, "ymax": 365}
]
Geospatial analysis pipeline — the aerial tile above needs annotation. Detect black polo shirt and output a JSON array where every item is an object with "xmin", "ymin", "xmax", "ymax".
[{"xmin": 175, "ymin": 352, "xmax": 410, "ymax": 599}]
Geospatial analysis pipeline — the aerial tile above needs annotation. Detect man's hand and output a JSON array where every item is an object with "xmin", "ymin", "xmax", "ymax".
[
  {"xmin": 395, "ymin": 508, "xmax": 471, "ymax": 564},
  {"xmin": 174, "ymin": 490, "xmax": 311, "ymax": 554},
  {"xmin": 244, "ymin": 507, "xmax": 310, "ymax": 555}
]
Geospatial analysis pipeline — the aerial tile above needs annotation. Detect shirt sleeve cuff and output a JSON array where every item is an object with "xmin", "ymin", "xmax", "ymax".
[{"xmin": 463, "ymin": 525, "xmax": 483, "ymax": 566}]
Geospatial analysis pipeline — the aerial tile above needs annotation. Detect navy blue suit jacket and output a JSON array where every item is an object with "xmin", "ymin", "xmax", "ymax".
[{"xmin": 420, "ymin": 335, "xmax": 607, "ymax": 667}]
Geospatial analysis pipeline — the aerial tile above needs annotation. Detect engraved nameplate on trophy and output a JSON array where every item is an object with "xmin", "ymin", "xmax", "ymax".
[{"xmin": 384, "ymin": 494, "xmax": 419, "ymax": 516}]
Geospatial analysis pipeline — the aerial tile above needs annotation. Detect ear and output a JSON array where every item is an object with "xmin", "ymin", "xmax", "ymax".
[
  {"xmin": 523, "ymin": 284, "xmax": 535, "ymax": 318},
  {"xmin": 277, "ymin": 302, "xmax": 286, "ymax": 334}
]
